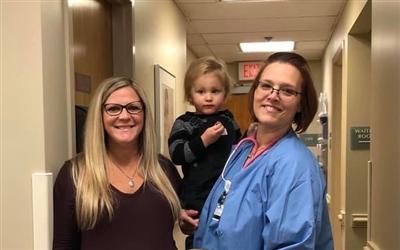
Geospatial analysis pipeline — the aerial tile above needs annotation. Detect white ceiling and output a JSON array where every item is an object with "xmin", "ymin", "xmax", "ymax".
[{"xmin": 174, "ymin": 0, "xmax": 347, "ymax": 62}]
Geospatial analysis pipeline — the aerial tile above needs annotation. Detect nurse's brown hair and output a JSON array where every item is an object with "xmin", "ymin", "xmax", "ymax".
[{"xmin": 248, "ymin": 52, "xmax": 318, "ymax": 133}]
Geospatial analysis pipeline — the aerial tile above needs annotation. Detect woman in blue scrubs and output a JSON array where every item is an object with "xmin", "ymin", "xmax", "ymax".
[{"xmin": 181, "ymin": 52, "xmax": 333, "ymax": 250}]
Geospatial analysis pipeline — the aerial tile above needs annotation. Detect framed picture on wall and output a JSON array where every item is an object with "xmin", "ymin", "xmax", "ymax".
[{"xmin": 154, "ymin": 64, "xmax": 176, "ymax": 156}]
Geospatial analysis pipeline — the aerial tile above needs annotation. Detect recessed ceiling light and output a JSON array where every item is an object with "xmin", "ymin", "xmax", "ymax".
[
  {"xmin": 239, "ymin": 41, "xmax": 295, "ymax": 53},
  {"xmin": 221, "ymin": 0, "xmax": 285, "ymax": 2}
]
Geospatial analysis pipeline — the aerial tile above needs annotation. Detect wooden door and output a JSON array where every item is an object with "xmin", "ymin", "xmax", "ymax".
[
  {"xmin": 71, "ymin": 0, "xmax": 113, "ymax": 107},
  {"xmin": 225, "ymin": 94, "xmax": 252, "ymax": 135}
]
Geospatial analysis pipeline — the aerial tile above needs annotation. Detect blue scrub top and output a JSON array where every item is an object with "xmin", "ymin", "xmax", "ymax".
[{"xmin": 193, "ymin": 131, "xmax": 333, "ymax": 250}]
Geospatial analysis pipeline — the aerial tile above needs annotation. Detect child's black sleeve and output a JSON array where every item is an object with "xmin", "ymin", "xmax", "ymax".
[{"xmin": 168, "ymin": 118, "xmax": 206, "ymax": 166}]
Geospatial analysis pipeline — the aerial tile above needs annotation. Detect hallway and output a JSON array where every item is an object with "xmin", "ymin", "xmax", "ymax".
[{"xmin": 1, "ymin": 0, "xmax": 399, "ymax": 249}]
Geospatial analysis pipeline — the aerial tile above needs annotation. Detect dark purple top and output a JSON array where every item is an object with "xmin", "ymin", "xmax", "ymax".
[{"xmin": 53, "ymin": 155, "xmax": 181, "ymax": 250}]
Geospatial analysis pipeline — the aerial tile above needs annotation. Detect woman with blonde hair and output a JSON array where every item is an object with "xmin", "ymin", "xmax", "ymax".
[{"xmin": 53, "ymin": 77, "xmax": 181, "ymax": 250}]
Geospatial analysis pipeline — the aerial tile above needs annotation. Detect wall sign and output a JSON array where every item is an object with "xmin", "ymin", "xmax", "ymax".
[
  {"xmin": 75, "ymin": 72, "xmax": 91, "ymax": 93},
  {"xmin": 350, "ymin": 126, "xmax": 370, "ymax": 150},
  {"xmin": 299, "ymin": 133, "xmax": 319, "ymax": 147},
  {"xmin": 238, "ymin": 61, "xmax": 263, "ymax": 81}
]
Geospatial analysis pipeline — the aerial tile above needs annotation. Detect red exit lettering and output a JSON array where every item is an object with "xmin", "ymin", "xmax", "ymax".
[
  {"xmin": 239, "ymin": 62, "xmax": 263, "ymax": 81},
  {"xmin": 243, "ymin": 64, "xmax": 261, "ymax": 78}
]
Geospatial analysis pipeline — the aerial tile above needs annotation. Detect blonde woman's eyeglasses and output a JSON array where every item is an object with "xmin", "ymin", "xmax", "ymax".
[{"xmin": 103, "ymin": 101, "xmax": 143, "ymax": 116}]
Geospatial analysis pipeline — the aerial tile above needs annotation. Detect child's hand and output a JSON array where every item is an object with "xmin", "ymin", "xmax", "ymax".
[{"xmin": 201, "ymin": 121, "xmax": 225, "ymax": 147}]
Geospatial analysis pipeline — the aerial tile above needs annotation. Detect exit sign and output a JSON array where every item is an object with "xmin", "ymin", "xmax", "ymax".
[{"xmin": 238, "ymin": 62, "xmax": 263, "ymax": 81}]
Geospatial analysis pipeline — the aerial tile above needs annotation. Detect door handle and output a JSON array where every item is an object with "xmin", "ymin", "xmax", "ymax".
[{"xmin": 338, "ymin": 209, "xmax": 346, "ymax": 223}]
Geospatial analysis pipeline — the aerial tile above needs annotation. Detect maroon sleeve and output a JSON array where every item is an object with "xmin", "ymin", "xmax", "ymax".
[
  {"xmin": 157, "ymin": 154, "xmax": 182, "ymax": 193},
  {"xmin": 53, "ymin": 161, "xmax": 81, "ymax": 250}
]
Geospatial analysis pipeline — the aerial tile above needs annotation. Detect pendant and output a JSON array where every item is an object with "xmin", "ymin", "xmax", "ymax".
[{"xmin": 128, "ymin": 179, "xmax": 134, "ymax": 188}]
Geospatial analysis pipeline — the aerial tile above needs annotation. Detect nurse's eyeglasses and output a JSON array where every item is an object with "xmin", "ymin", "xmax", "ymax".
[
  {"xmin": 258, "ymin": 81, "xmax": 302, "ymax": 100},
  {"xmin": 103, "ymin": 101, "xmax": 143, "ymax": 116}
]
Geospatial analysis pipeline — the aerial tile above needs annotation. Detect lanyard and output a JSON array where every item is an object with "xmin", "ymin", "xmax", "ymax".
[
  {"xmin": 212, "ymin": 138, "xmax": 252, "ymax": 221},
  {"xmin": 213, "ymin": 133, "xmax": 284, "ymax": 222},
  {"xmin": 220, "ymin": 135, "xmax": 280, "ymax": 191}
]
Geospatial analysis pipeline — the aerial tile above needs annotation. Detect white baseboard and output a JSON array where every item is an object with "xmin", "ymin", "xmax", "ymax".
[
  {"xmin": 32, "ymin": 173, "xmax": 53, "ymax": 250},
  {"xmin": 364, "ymin": 241, "xmax": 381, "ymax": 250}
]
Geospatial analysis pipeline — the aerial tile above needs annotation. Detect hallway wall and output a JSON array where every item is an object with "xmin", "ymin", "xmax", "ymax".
[
  {"xmin": 322, "ymin": 1, "xmax": 369, "ymax": 249},
  {"xmin": 1, "ymin": 1, "xmax": 71, "ymax": 249},
  {"xmin": 323, "ymin": 0, "xmax": 400, "ymax": 249},
  {"xmin": 323, "ymin": 1, "xmax": 367, "ymax": 99},
  {"xmin": 342, "ymin": 33, "xmax": 371, "ymax": 249},
  {"xmin": 306, "ymin": 61, "xmax": 323, "ymax": 156},
  {"xmin": 134, "ymin": 2, "xmax": 188, "ymax": 248},
  {"xmin": 368, "ymin": 0, "xmax": 400, "ymax": 249},
  {"xmin": 185, "ymin": 48, "xmax": 197, "ymax": 112},
  {"xmin": 134, "ymin": 1, "xmax": 187, "ymax": 118}
]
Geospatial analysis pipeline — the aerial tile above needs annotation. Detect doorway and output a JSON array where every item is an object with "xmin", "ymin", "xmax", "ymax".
[
  {"xmin": 225, "ymin": 93, "xmax": 252, "ymax": 134},
  {"xmin": 68, "ymin": 0, "xmax": 134, "ymax": 153},
  {"xmin": 330, "ymin": 46, "xmax": 344, "ymax": 250}
]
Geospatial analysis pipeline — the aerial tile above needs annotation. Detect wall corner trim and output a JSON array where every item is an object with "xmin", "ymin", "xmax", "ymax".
[
  {"xmin": 364, "ymin": 241, "xmax": 381, "ymax": 250},
  {"xmin": 32, "ymin": 173, "xmax": 53, "ymax": 250}
]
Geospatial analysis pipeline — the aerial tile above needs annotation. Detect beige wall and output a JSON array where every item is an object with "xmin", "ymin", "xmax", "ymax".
[
  {"xmin": 134, "ymin": 2, "xmax": 187, "ymax": 249},
  {"xmin": 322, "ymin": 1, "xmax": 369, "ymax": 249},
  {"xmin": 227, "ymin": 62, "xmax": 239, "ymax": 84},
  {"xmin": 1, "ymin": 1, "xmax": 71, "ymax": 249},
  {"xmin": 42, "ymin": 1, "xmax": 72, "ymax": 175},
  {"xmin": 134, "ymin": 0, "xmax": 187, "ymax": 118},
  {"xmin": 323, "ymin": 0, "xmax": 367, "ymax": 101},
  {"xmin": 185, "ymin": 48, "xmax": 197, "ymax": 112},
  {"xmin": 320, "ymin": 1, "xmax": 394, "ymax": 249},
  {"xmin": 368, "ymin": 0, "xmax": 400, "ymax": 249},
  {"xmin": 342, "ymin": 32, "xmax": 371, "ymax": 249},
  {"xmin": 306, "ymin": 61, "xmax": 323, "ymax": 155},
  {"xmin": 307, "ymin": 61, "xmax": 323, "ymax": 129}
]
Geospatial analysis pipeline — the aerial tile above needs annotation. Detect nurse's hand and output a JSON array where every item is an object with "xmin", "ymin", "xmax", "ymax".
[{"xmin": 179, "ymin": 209, "xmax": 199, "ymax": 235}]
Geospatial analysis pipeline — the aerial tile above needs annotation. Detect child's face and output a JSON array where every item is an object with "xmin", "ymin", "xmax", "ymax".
[{"xmin": 190, "ymin": 72, "xmax": 226, "ymax": 115}]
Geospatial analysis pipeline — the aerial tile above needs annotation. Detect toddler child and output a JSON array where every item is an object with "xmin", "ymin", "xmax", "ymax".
[{"xmin": 168, "ymin": 56, "xmax": 241, "ymax": 249}]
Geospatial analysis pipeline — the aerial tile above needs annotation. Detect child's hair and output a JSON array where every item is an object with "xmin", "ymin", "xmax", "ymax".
[{"xmin": 184, "ymin": 56, "xmax": 232, "ymax": 103}]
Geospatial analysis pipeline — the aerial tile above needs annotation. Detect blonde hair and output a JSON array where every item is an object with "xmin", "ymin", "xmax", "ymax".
[
  {"xmin": 72, "ymin": 77, "xmax": 181, "ymax": 230},
  {"xmin": 184, "ymin": 56, "xmax": 232, "ymax": 103}
]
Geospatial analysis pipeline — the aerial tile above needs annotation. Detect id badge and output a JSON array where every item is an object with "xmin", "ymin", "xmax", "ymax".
[
  {"xmin": 212, "ymin": 203, "xmax": 224, "ymax": 221},
  {"xmin": 212, "ymin": 190, "xmax": 228, "ymax": 221}
]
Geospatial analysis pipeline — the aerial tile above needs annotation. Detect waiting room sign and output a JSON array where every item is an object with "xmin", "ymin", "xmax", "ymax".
[{"xmin": 350, "ymin": 126, "xmax": 370, "ymax": 150}]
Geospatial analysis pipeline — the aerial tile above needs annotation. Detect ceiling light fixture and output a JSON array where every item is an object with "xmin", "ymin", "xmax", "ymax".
[
  {"xmin": 220, "ymin": 0, "xmax": 283, "ymax": 2},
  {"xmin": 239, "ymin": 41, "xmax": 295, "ymax": 53}
]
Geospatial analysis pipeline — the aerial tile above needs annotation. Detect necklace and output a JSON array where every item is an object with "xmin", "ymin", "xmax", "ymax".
[{"xmin": 112, "ymin": 161, "xmax": 139, "ymax": 188}]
